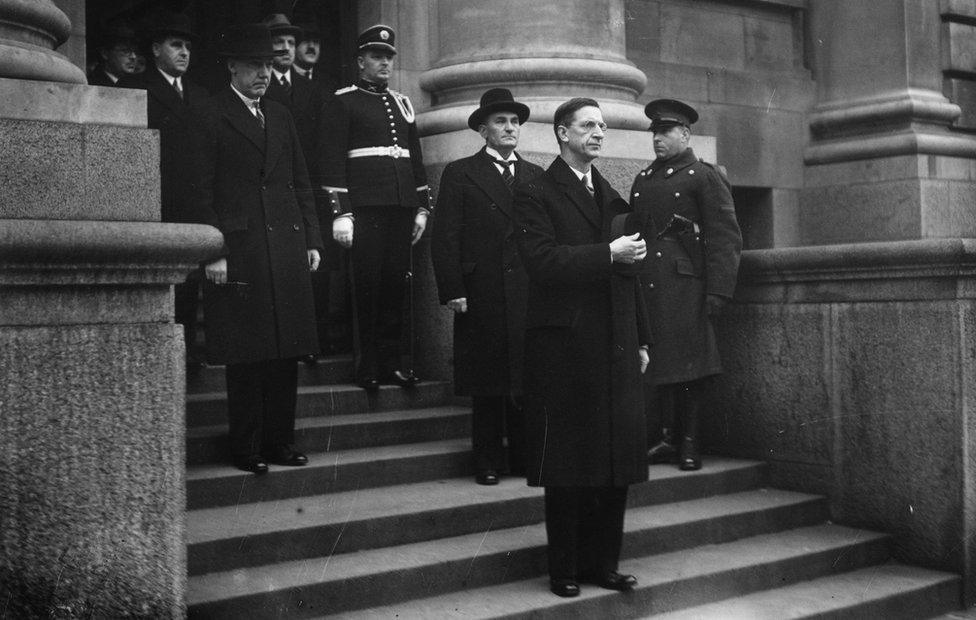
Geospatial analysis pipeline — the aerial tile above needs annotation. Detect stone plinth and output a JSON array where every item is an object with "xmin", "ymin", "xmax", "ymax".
[{"xmin": 707, "ymin": 238, "xmax": 976, "ymax": 605}]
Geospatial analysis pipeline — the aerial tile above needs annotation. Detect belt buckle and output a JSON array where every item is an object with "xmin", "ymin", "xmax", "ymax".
[{"xmin": 389, "ymin": 145, "xmax": 402, "ymax": 159}]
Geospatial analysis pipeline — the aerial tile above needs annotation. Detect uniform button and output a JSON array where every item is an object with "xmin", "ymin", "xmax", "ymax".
[
  {"xmin": 648, "ymin": 283, "xmax": 655, "ymax": 289},
  {"xmin": 655, "ymin": 251, "xmax": 662, "ymax": 258},
  {"xmin": 633, "ymin": 192, "xmax": 640, "ymax": 198},
  {"xmin": 293, "ymin": 224, "xmax": 300, "ymax": 231},
  {"xmin": 666, "ymin": 168, "xmax": 674, "ymax": 174},
  {"xmin": 261, "ymin": 185, "xmax": 267, "ymax": 190},
  {"xmin": 267, "ymin": 225, "xmax": 273, "ymax": 231},
  {"xmin": 640, "ymin": 171, "xmax": 646, "ymax": 176},
  {"xmin": 674, "ymin": 192, "xmax": 680, "ymax": 197},
  {"xmin": 393, "ymin": 137, "xmax": 399, "ymax": 143},
  {"xmin": 689, "ymin": 169, "xmax": 695, "ymax": 175}
]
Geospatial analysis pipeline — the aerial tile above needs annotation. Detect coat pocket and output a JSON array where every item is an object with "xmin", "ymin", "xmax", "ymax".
[{"xmin": 675, "ymin": 257, "xmax": 702, "ymax": 278}]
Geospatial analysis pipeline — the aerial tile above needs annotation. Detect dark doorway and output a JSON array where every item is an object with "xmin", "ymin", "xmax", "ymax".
[{"xmin": 85, "ymin": 0, "xmax": 358, "ymax": 94}]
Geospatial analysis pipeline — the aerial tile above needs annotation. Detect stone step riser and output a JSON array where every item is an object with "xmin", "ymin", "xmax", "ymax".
[
  {"xmin": 778, "ymin": 580, "xmax": 961, "ymax": 620},
  {"xmin": 188, "ymin": 448, "xmax": 472, "ymax": 510},
  {"xmin": 186, "ymin": 359, "xmax": 355, "ymax": 395},
  {"xmin": 186, "ymin": 499, "xmax": 837, "ymax": 618},
  {"xmin": 186, "ymin": 411, "xmax": 471, "ymax": 466},
  {"xmin": 186, "ymin": 382, "xmax": 454, "ymax": 428}
]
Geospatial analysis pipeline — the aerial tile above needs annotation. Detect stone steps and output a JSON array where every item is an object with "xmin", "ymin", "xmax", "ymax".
[{"xmin": 185, "ymin": 356, "xmax": 356, "ymax": 394}]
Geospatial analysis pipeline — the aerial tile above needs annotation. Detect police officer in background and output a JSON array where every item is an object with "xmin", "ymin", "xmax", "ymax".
[
  {"xmin": 630, "ymin": 99, "xmax": 742, "ymax": 471},
  {"xmin": 315, "ymin": 25, "xmax": 432, "ymax": 390}
]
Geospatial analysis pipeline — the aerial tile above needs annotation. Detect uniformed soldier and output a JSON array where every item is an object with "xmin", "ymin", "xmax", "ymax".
[
  {"xmin": 629, "ymin": 99, "xmax": 742, "ymax": 471},
  {"xmin": 314, "ymin": 24, "xmax": 432, "ymax": 390}
]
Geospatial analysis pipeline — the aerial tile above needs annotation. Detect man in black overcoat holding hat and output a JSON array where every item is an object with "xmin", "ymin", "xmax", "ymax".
[
  {"xmin": 629, "ymin": 99, "xmax": 742, "ymax": 471},
  {"xmin": 314, "ymin": 25, "xmax": 432, "ymax": 390},
  {"xmin": 187, "ymin": 24, "xmax": 323, "ymax": 474},
  {"xmin": 514, "ymin": 97, "xmax": 651, "ymax": 598},
  {"xmin": 431, "ymin": 88, "xmax": 544, "ymax": 486}
]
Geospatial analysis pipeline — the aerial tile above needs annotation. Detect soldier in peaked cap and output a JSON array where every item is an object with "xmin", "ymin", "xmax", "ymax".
[
  {"xmin": 628, "ymin": 98, "xmax": 742, "ymax": 472},
  {"xmin": 186, "ymin": 23, "xmax": 324, "ymax": 475},
  {"xmin": 314, "ymin": 24, "xmax": 432, "ymax": 391},
  {"xmin": 431, "ymin": 88, "xmax": 545, "ymax": 486}
]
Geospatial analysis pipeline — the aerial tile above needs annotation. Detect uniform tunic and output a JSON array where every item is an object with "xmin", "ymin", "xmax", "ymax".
[{"xmin": 629, "ymin": 147, "xmax": 741, "ymax": 386}]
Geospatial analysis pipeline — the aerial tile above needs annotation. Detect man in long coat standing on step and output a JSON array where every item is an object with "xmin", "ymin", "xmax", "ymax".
[
  {"xmin": 514, "ymin": 97, "xmax": 651, "ymax": 598},
  {"xmin": 187, "ymin": 23, "xmax": 323, "ymax": 475}
]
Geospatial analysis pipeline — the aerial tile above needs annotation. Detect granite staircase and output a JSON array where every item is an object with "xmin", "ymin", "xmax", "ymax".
[{"xmin": 184, "ymin": 356, "xmax": 964, "ymax": 619}]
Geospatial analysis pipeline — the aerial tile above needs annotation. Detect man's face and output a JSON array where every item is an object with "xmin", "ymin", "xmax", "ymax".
[
  {"xmin": 652, "ymin": 124, "xmax": 689, "ymax": 160},
  {"xmin": 358, "ymin": 50, "xmax": 393, "ymax": 84},
  {"xmin": 229, "ymin": 58, "xmax": 273, "ymax": 98},
  {"xmin": 296, "ymin": 38, "xmax": 320, "ymax": 67},
  {"xmin": 479, "ymin": 111, "xmax": 521, "ymax": 154},
  {"xmin": 559, "ymin": 106, "xmax": 605, "ymax": 163},
  {"xmin": 102, "ymin": 42, "xmax": 139, "ymax": 77},
  {"xmin": 271, "ymin": 34, "xmax": 295, "ymax": 71},
  {"xmin": 153, "ymin": 36, "xmax": 191, "ymax": 76}
]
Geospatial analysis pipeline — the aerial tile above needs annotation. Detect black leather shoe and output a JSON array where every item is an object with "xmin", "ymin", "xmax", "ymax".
[
  {"xmin": 357, "ymin": 377, "xmax": 380, "ymax": 392},
  {"xmin": 679, "ymin": 436, "xmax": 702, "ymax": 471},
  {"xmin": 301, "ymin": 354, "xmax": 318, "ymax": 366},
  {"xmin": 581, "ymin": 571, "xmax": 637, "ymax": 591},
  {"xmin": 263, "ymin": 445, "xmax": 308, "ymax": 467},
  {"xmin": 475, "ymin": 470, "xmax": 499, "ymax": 485},
  {"xmin": 389, "ymin": 369, "xmax": 420, "ymax": 387},
  {"xmin": 233, "ymin": 455, "xmax": 269, "ymax": 475},
  {"xmin": 549, "ymin": 579, "xmax": 580, "ymax": 598}
]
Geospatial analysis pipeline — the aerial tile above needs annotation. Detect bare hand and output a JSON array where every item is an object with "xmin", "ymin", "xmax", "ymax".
[
  {"xmin": 205, "ymin": 257, "xmax": 227, "ymax": 284},
  {"xmin": 308, "ymin": 249, "xmax": 321, "ymax": 271},
  {"xmin": 609, "ymin": 233, "xmax": 646, "ymax": 264},
  {"xmin": 447, "ymin": 297, "xmax": 467, "ymax": 313},
  {"xmin": 333, "ymin": 217, "xmax": 353, "ymax": 248},
  {"xmin": 639, "ymin": 347, "xmax": 649, "ymax": 374},
  {"xmin": 412, "ymin": 212, "xmax": 428, "ymax": 245}
]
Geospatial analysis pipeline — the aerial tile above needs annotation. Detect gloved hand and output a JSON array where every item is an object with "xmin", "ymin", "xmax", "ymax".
[{"xmin": 333, "ymin": 216, "xmax": 354, "ymax": 249}]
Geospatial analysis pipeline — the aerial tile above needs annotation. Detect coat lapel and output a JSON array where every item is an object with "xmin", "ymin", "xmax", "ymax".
[
  {"xmin": 218, "ymin": 88, "xmax": 266, "ymax": 154},
  {"xmin": 549, "ymin": 157, "xmax": 600, "ymax": 230},
  {"xmin": 145, "ymin": 69, "xmax": 185, "ymax": 116},
  {"xmin": 466, "ymin": 148, "xmax": 514, "ymax": 219}
]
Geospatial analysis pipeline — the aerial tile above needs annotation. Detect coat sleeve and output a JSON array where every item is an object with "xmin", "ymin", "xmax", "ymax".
[
  {"xmin": 287, "ymin": 111, "xmax": 324, "ymax": 251},
  {"xmin": 185, "ymin": 102, "xmax": 227, "ymax": 255},
  {"xmin": 699, "ymin": 165, "xmax": 742, "ymax": 299},
  {"xmin": 513, "ymin": 180, "xmax": 613, "ymax": 286},
  {"xmin": 430, "ymin": 162, "xmax": 466, "ymax": 303},
  {"xmin": 406, "ymin": 100, "xmax": 432, "ymax": 213},
  {"xmin": 313, "ymin": 94, "xmax": 352, "ymax": 216}
]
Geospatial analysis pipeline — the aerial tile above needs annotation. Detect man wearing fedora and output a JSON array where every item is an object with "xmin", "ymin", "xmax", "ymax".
[
  {"xmin": 431, "ymin": 89, "xmax": 544, "ymax": 486},
  {"xmin": 187, "ymin": 24, "xmax": 323, "ymax": 475},
  {"xmin": 315, "ymin": 25, "xmax": 432, "ymax": 390},
  {"xmin": 88, "ymin": 17, "xmax": 139, "ymax": 87},
  {"xmin": 293, "ymin": 21, "xmax": 321, "ymax": 84},
  {"xmin": 629, "ymin": 99, "xmax": 741, "ymax": 472},
  {"xmin": 119, "ymin": 10, "xmax": 209, "ymax": 367},
  {"xmin": 263, "ymin": 14, "xmax": 321, "ymax": 164}
]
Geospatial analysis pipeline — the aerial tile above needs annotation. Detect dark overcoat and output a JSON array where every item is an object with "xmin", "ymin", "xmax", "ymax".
[
  {"xmin": 265, "ymin": 71, "xmax": 321, "ymax": 164},
  {"xmin": 431, "ymin": 148, "xmax": 544, "ymax": 396},
  {"xmin": 119, "ymin": 68, "xmax": 210, "ymax": 223},
  {"xmin": 187, "ymin": 87, "xmax": 323, "ymax": 365},
  {"xmin": 514, "ymin": 157, "xmax": 651, "ymax": 488},
  {"xmin": 629, "ymin": 147, "xmax": 742, "ymax": 386}
]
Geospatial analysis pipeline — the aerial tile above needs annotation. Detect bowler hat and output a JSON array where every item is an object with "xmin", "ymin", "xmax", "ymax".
[
  {"xmin": 144, "ymin": 10, "xmax": 196, "ymax": 42},
  {"xmin": 357, "ymin": 24, "xmax": 396, "ymax": 55},
  {"xmin": 644, "ymin": 98, "xmax": 699, "ymax": 131},
  {"xmin": 467, "ymin": 88, "xmax": 530, "ymax": 130},
  {"xmin": 263, "ymin": 13, "xmax": 303, "ymax": 38},
  {"xmin": 217, "ymin": 24, "xmax": 287, "ymax": 59}
]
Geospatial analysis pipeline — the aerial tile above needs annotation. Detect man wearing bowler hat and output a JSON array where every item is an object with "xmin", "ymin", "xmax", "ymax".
[
  {"xmin": 119, "ymin": 10, "xmax": 209, "ymax": 366},
  {"xmin": 431, "ymin": 89, "xmax": 545, "ymax": 486},
  {"xmin": 629, "ymin": 99, "xmax": 742, "ymax": 471},
  {"xmin": 314, "ymin": 24, "xmax": 432, "ymax": 390},
  {"xmin": 186, "ymin": 23, "xmax": 323, "ymax": 474}
]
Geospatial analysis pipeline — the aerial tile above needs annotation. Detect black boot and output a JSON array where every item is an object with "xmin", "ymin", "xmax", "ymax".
[
  {"xmin": 679, "ymin": 386, "xmax": 702, "ymax": 471},
  {"xmin": 648, "ymin": 385, "xmax": 679, "ymax": 464}
]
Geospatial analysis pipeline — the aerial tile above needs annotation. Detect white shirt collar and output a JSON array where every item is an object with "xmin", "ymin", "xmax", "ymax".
[
  {"xmin": 272, "ymin": 68, "xmax": 292, "ymax": 83},
  {"xmin": 485, "ymin": 146, "xmax": 517, "ymax": 163},
  {"xmin": 157, "ymin": 66, "xmax": 181, "ymax": 89},
  {"xmin": 564, "ymin": 160, "xmax": 591, "ymax": 182},
  {"xmin": 230, "ymin": 84, "xmax": 261, "ymax": 111}
]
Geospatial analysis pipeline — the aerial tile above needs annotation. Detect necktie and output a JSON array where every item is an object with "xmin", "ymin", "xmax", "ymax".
[
  {"xmin": 280, "ymin": 75, "xmax": 290, "ymax": 92},
  {"xmin": 494, "ymin": 159, "xmax": 515, "ymax": 190},
  {"xmin": 252, "ymin": 101, "xmax": 265, "ymax": 129},
  {"xmin": 173, "ymin": 79, "xmax": 183, "ymax": 100},
  {"xmin": 583, "ymin": 172, "xmax": 595, "ymax": 196}
]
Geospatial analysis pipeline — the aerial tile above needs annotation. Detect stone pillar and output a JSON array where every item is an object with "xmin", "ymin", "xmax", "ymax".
[
  {"xmin": 802, "ymin": 0, "xmax": 976, "ymax": 245},
  {"xmin": 0, "ymin": 2, "xmax": 222, "ymax": 617}
]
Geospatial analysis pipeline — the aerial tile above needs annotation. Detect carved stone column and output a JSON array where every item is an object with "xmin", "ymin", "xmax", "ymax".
[{"xmin": 0, "ymin": 2, "xmax": 221, "ymax": 616}]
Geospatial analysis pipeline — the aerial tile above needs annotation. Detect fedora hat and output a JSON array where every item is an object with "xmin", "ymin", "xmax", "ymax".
[
  {"xmin": 467, "ymin": 88, "xmax": 530, "ymax": 130},
  {"xmin": 144, "ymin": 10, "xmax": 196, "ymax": 42},
  {"xmin": 217, "ymin": 24, "xmax": 287, "ymax": 59},
  {"xmin": 263, "ymin": 13, "xmax": 303, "ymax": 38}
]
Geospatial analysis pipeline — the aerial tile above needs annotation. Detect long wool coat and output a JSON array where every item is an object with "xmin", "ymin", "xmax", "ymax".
[
  {"xmin": 629, "ymin": 148, "xmax": 742, "ymax": 386},
  {"xmin": 514, "ymin": 157, "xmax": 651, "ymax": 488},
  {"xmin": 431, "ymin": 148, "xmax": 544, "ymax": 396},
  {"xmin": 187, "ymin": 87, "xmax": 323, "ymax": 365}
]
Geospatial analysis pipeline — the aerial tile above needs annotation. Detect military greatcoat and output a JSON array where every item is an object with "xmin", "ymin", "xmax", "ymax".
[
  {"xmin": 431, "ymin": 148, "xmax": 544, "ymax": 396},
  {"xmin": 187, "ymin": 88, "xmax": 323, "ymax": 365},
  {"xmin": 629, "ymin": 147, "xmax": 741, "ymax": 386},
  {"xmin": 514, "ymin": 157, "xmax": 651, "ymax": 488}
]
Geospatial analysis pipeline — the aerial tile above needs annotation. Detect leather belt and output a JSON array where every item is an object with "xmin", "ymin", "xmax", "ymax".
[{"xmin": 347, "ymin": 146, "xmax": 410, "ymax": 159}]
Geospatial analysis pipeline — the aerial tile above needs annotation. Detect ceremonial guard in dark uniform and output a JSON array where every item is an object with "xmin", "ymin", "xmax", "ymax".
[
  {"xmin": 187, "ymin": 24, "xmax": 323, "ymax": 474},
  {"xmin": 315, "ymin": 25, "xmax": 432, "ymax": 390},
  {"xmin": 629, "ymin": 99, "xmax": 742, "ymax": 471},
  {"xmin": 431, "ymin": 88, "xmax": 544, "ymax": 485}
]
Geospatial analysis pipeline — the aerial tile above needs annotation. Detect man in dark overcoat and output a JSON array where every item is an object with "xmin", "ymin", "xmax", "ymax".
[
  {"xmin": 314, "ymin": 25, "xmax": 432, "ymax": 390},
  {"xmin": 187, "ymin": 24, "xmax": 323, "ymax": 475},
  {"xmin": 629, "ymin": 99, "xmax": 742, "ymax": 471},
  {"xmin": 87, "ymin": 18, "xmax": 139, "ymax": 87},
  {"xmin": 514, "ymin": 97, "xmax": 651, "ymax": 598},
  {"xmin": 431, "ymin": 88, "xmax": 544, "ymax": 485},
  {"xmin": 120, "ymin": 11, "xmax": 209, "ymax": 365}
]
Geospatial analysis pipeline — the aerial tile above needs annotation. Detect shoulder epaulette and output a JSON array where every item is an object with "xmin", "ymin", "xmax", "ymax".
[
  {"xmin": 699, "ymin": 158, "xmax": 732, "ymax": 188},
  {"xmin": 335, "ymin": 85, "xmax": 357, "ymax": 95}
]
